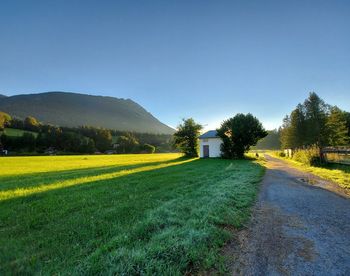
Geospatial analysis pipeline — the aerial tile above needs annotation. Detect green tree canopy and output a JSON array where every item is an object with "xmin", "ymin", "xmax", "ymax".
[
  {"xmin": 0, "ymin": 111, "xmax": 11, "ymax": 130},
  {"xmin": 303, "ymin": 92, "xmax": 329, "ymax": 146},
  {"xmin": 77, "ymin": 126, "xmax": 113, "ymax": 152},
  {"xmin": 326, "ymin": 106, "xmax": 349, "ymax": 146},
  {"xmin": 345, "ymin": 112, "xmax": 350, "ymax": 138},
  {"xmin": 280, "ymin": 104, "xmax": 307, "ymax": 149},
  {"xmin": 24, "ymin": 116, "xmax": 40, "ymax": 131},
  {"xmin": 142, "ymin": 143, "xmax": 156, "ymax": 154},
  {"xmin": 280, "ymin": 92, "xmax": 350, "ymax": 149},
  {"xmin": 173, "ymin": 118, "xmax": 202, "ymax": 157},
  {"xmin": 116, "ymin": 133, "xmax": 139, "ymax": 153},
  {"xmin": 217, "ymin": 113, "xmax": 267, "ymax": 159}
]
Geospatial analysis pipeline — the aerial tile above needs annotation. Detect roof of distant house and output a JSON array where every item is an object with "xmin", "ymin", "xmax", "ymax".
[{"xmin": 198, "ymin": 130, "xmax": 219, "ymax": 139}]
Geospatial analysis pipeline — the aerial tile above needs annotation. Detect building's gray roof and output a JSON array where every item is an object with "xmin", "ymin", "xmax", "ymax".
[{"xmin": 198, "ymin": 130, "xmax": 219, "ymax": 139}]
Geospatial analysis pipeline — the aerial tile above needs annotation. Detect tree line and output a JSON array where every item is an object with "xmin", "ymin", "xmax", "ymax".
[
  {"xmin": 280, "ymin": 92, "xmax": 350, "ymax": 149},
  {"xmin": 254, "ymin": 93, "xmax": 350, "ymax": 151},
  {"xmin": 3, "ymin": 92, "xmax": 344, "ymax": 157},
  {"xmin": 0, "ymin": 112, "xmax": 173, "ymax": 154}
]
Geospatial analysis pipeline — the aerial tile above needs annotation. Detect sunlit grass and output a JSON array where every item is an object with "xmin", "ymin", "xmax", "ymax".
[
  {"xmin": 269, "ymin": 153, "xmax": 350, "ymax": 190},
  {"xmin": 0, "ymin": 153, "xmax": 264, "ymax": 275},
  {"xmin": 0, "ymin": 153, "xmax": 181, "ymax": 177},
  {"xmin": 2, "ymin": 127, "xmax": 38, "ymax": 137},
  {"xmin": 0, "ymin": 157, "xmax": 192, "ymax": 201}
]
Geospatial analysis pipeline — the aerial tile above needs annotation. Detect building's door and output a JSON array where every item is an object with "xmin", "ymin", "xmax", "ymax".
[{"xmin": 203, "ymin": 145, "xmax": 209, "ymax": 158}]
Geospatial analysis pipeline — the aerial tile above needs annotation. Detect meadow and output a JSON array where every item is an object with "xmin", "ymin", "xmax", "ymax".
[
  {"xmin": 1, "ymin": 127, "xmax": 38, "ymax": 137},
  {"xmin": 0, "ymin": 154, "xmax": 264, "ymax": 275}
]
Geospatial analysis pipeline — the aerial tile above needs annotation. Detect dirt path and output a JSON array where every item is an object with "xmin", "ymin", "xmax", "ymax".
[{"xmin": 227, "ymin": 154, "xmax": 350, "ymax": 275}]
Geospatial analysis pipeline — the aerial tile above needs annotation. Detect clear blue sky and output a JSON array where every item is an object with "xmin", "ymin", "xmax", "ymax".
[{"xmin": 0, "ymin": 0, "xmax": 349, "ymax": 130}]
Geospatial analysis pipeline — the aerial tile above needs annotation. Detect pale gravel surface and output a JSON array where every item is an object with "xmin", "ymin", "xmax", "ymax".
[{"xmin": 227, "ymin": 155, "xmax": 350, "ymax": 276}]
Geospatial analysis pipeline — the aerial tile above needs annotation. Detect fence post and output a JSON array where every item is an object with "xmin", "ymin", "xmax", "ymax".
[{"xmin": 319, "ymin": 147, "xmax": 326, "ymax": 165}]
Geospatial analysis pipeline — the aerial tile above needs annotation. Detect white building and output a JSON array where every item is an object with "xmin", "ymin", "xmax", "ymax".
[{"xmin": 198, "ymin": 130, "xmax": 222, "ymax": 158}]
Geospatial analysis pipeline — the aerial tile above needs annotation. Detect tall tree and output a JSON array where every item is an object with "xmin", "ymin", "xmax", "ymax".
[
  {"xmin": 344, "ymin": 111, "xmax": 350, "ymax": 138},
  {"xmin": 303, "ymin": 92, "xmax": 329, "ymax": 147},
  {"xmin": 280, "ymin": 92, "xmax": 331, "ymax": 149},
  {"xmin": 217, "ymin": 113, "xmax": 267, "ymax": 159},
  {"xmin": 280, "ymin": 115, "xmax": 292, "ymax": 149},
  {"xmin": 173, "ymin": 118, "xmax": 202, "ymax": 157},
  {"xmin": 288, "ymin": 104, "xmax": 306, "ymax": 148},
  {"xmin": 326, "ymin": 106, "xmax": 349, "ymax": 146}
]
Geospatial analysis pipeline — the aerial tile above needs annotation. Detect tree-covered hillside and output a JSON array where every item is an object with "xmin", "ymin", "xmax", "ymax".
[{"xmin": 0, "ymin": 92, "xmax": 174, "ymax": 134}]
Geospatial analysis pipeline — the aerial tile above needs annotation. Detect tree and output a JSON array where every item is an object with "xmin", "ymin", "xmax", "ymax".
[
  {"xmin": 173, "ymin": 118, "xmax": 202, "ymax": 157},
  {"xmin": 0, "ymin": 134, "xmax": 16, "ymax": 150},
  {"xmin": 217, "ymin": 113, "xmax": 267, "ymax": 159},
  {"xmin": 36, "ymin": 125, "xmax": 62, "ymax": 149},
  {"xmin": 326, "ymin": 106, "xmax": 349, "ymax": 146},
  {"xmin": 280, "ymin": 92, "xmax": 332, "ymax": 149},
  {"xmin": 303, "ymin": 92, "xmax": 329, "ymax": 147},
  {"xmin": 0, "ymin": 111, "xmax": 11, "ymax": 130},
  {"xmin": 59, "ymin": 132, "xmax": 84, "ymax": 152},
  {"xmin": 24, "ymin": 116, "xmax": 40, "ymax": 131},
  {"xmin": 94, "ymin": 129, "xmax": 112, "ymax": 152},
  {"xmin": 280, "ymin": 104, "xmax": 306, "ymax": 149},
  {"xmin": 289, "ymin": 104, "xmax": 307, "ymax": 148},
  {"xmin": 280, "ymin": 115, "xmax": 292, "ymax": 149},
  {"xmin": 9, "ymin": 117, "xmax": 24, "ymax": 129},
  {"xmin": 0, "ymin": 132, "xmax": 36, "ymax": 151},
  {"xmin": 20, "ymin": 133, "xmax": 36, "ymax": 151},
  {"xmin": 79, "ymin": 127, "xmax": 112, "ymax": 152},
  {"xmin": 142, "ymin": 143, "xmax": 156, "ymax": 153},
  {"xmin": 344, "ymin": 111, "xmax": 350, "ymax": 138},
  {"xmin": 78, "ymin": 138, "xmax": 95, "ymax": 154},
  {"xmin": 116, "ymin": 133, "xmax": 139, "ymax": 153}
]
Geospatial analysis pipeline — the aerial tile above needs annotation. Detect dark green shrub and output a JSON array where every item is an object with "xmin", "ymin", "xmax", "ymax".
[{"xmin": 142, "ymin": 144, "xmax": 155, "ymax": 154}]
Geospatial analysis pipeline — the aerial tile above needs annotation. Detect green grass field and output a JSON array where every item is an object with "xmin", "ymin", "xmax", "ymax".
[
  {"xmin": 0, "ymin": 154, "xmax": 264, "ymax": 275},
  {"xmin": 1, "ymin": 127, "xmax": 38, "ymax": 137}
]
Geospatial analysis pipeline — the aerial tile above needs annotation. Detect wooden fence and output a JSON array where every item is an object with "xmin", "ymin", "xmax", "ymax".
[{"xmin": 322, "ymin": 147, "xmax": 350, "ymax": 165}]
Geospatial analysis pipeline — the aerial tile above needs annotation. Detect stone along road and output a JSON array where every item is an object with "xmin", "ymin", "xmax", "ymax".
[{"xmin": 228, "ymin": 155, "xmax": 350, "ymax": 275}]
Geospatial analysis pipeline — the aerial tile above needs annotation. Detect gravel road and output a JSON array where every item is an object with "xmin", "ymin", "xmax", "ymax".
[{"xmin": 227, "ymin": 155, "xmax": 350, "ymax": 275}]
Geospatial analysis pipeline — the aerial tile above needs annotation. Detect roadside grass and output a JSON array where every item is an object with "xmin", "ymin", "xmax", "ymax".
[
  {"xmin": 0, "ymin": 154, "xmax": 264, "ymax": 275},
  {"xmin": 1, "ymin": 127, "xmax": 38, "ymax": 137},
  {"xmin": 268, "ymin": 152, "xmax": 350, "ymax": 190}
]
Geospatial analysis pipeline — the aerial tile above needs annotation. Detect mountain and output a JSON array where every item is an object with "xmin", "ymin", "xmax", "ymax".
[{"xmin": 0, "ymin": 92, "xmax": 174, "ymax": 134}]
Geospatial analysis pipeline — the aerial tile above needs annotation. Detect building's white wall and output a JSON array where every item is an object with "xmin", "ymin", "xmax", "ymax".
[
  {"xmin": 284, "ymin": 148, "xmax": 293, "ymax": 158},
  {"xmin": 199, "ymin": 138, "xmax": 222, "ymax": 158}
]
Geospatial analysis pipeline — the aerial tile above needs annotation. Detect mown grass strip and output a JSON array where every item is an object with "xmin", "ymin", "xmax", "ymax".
[
  {"xmin": 0, "ymin": 154, "xmax": 264, "ymax": 275},
  {"xmin": 0, "ymin": 159, "xmax": 193, "ymax": 201},
  {"xmin": 0, "ymin": 153, "xmax": 182, "ymax": 177}
]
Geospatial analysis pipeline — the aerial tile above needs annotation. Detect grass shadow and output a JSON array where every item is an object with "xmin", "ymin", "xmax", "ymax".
[
  {"xmin": 0, "ymin": 157, "xmax": 265, "ymax": 275},
  {"xmin": 0, "ymin": 156, "xmax": 189, "ymax": 192}
]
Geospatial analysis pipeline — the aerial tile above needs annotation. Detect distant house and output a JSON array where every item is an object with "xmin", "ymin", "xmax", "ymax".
[{"xmin": 198, "ymin": 130, "xmax": 222, "ymax": 158}]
